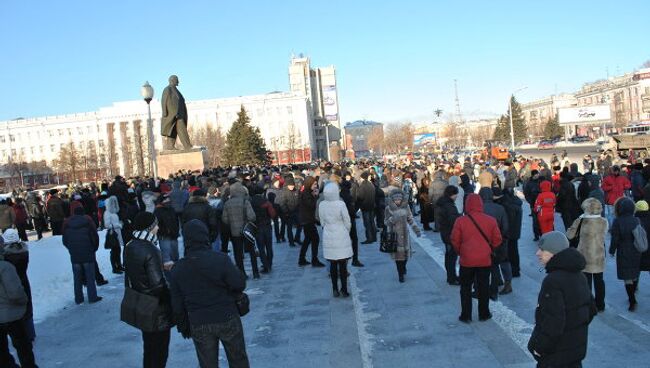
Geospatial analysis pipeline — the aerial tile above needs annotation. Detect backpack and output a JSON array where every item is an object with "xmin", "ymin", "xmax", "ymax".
[{"xmin": 632, "ymin": 223, "xmax": 648, "ymax": 253}]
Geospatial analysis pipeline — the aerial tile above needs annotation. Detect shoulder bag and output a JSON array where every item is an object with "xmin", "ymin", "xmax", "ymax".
[
  {"xmin": 104, "ymin": 226, "xmax": 120, "ymax": 250},
  {"xmin": 380, "ymin": 226, "xmax": 398, "ymax": 253},
  {"xmin": 568, "ymin": 219, "xmax": 583, "ymax": 248},
  {"xmin": 120, "ymin": 274, "xmax": 171, "ymax": 332},
  {"xmin": 632, "ymin": 222, "xmax": 648, "ymax": 253},
  {"xmin": 242, "ymin": 199, "xmax": 258, "ymax": 250},
  {"xmin": 467, "ymin": 214, "xmax": 495, "ymax": 262}
]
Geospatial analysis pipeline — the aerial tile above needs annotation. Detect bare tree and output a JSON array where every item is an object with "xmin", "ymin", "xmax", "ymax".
[
  {"xmin": 190, "ymin": 124, "xmax": 226, "ymax": 167},
  {"xmin": 642, "ymin": 59, "xmax": 650, "ymax": 68},
  {"xmin": 367, "ymin": 126, "xmax": 384, "ymax": 155},
  {"xmin": 52, "ymin": 141, "xmax": 83, "ymax": 182},
  {"xmin": 383, "ymin": 122, "xmax": 415, "ymax": 154},
  {"xmin": 285, "ymin": 122, "xmax": 302, "ymax": 164},
  {"xmin": 442, "ymin": 123, "xmax": 466, "ymax": 148}
]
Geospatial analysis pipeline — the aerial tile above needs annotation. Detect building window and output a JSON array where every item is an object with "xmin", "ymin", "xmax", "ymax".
[
  {"xmin": 9, "ymin": 135, "xmax": 15, "ymax": 142},
  {"xmin": 286, "ymin": 106, "xmax": 293, "ymax": 115},
  {"xmin": 98, "ymin": 139, "xmax": 105, "ymax": 148},
  {"xmin": 58, "ymin": 129, "xmax": 63, "ymax": 136},
  {"xmin": 0, "ymin": 136, "xmax": 4, "ymax": 143},
  {"xmin": 11, "ymin": 149, "xmax": 16, "ymax": 156},
  {"xmin": 77, "ymin": 127, "xmax": 83, "ymax": 135},
  {"xmin": 50, "ymin": 144, "xmax": 55, "ymax": 152},
  {"xmin": 39, "ymin": 146, "xmax": 44, "ymax": 153}
]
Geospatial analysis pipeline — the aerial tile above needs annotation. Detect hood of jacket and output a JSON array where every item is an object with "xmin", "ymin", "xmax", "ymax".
[
  {"xmin": 478, "ymin": 187, "xmax": 494, "ymax": 203},
  {"xmin": 460, "ymin": 174, "xmax": 471, "ymax": 186},
  {"xmin": 615, "ymin": 197, "xmax": 635, "ymax": 217},
  {"xmin": 388, "ymin": 189, "xmax": 408, "ymax": 211},
  {"xmin": 464, "ymin": 193, "xmax": 484, "ymax": 214},
  {"xmin": 183, "ymin": 219, "xmax": 210, "ymax": 252},
  {"xmin": 105, "ymin": 196, "xmax": 119, "ymax": 214},
  {"xmin": 449, "ymin": 175, "xmax": 460, "ymax": 187},
  {"xmin": 582, "ymin": 197, "xmax": 602, "ymax": 216},
  {"xmin": 323, "ymin": 182, "xmax": 340, "ymax": 202},
  {"xmin": 188, "ymin": 195, "xmax": 208, "ymax": 204},
  {"xmin": 540, "ymin": 180, "xmax": 552, "ymax": 192},
  {"xmin": 546, "ymin": 247, "xmax": 586, "ymax": 273},
  {"xmin": 65, "ymin": 214, "xmax": 91, "ymax": 230},
  {"xmin": 433, "ymin": 170, "xmax": 446, "ymax": 181},
  {"xmin": 229, "ymin": 182, "xmax": 247, "ymax": 198}
]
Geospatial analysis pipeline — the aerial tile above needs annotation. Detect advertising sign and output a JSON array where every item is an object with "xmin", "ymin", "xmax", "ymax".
[
  {"xmin": 558, "ymin": 105, "xmax": 611, "ymax": 125},
  {"xmin": 413, "ymin": 133, "xmax": 436, "ymax": 145},
  {"xmin": 322, "ymin": 85, "xmax": 338, "ymax": 122}
]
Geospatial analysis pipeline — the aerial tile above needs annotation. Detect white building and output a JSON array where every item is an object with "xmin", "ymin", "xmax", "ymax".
[{"xmin": 0, "ymin": 56, "xmax": 339, "ymax": 180}]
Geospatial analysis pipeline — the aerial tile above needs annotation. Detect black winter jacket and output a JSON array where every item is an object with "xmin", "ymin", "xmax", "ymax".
[
  {"xmin": 610, "ymin": 199, "xmax": 642, "ymax": 280},
  {"xmin": 124, "ymin": 239, "xmax": 169, "ymax": 299},
  {"xmin": 434, "ymin": 196, "xmax": 459, "ymax": 245},
  {"xmin": 154, "ymin": 204, "xmax": 180, "ymax": 239},
  {"xmin": 62, "ymin": 215, "xmax": 99, "ymax": 264},
  {"xmin": 298, "ymin": 189, "xmax": 318, "ymax": 225},
  {"xmin": 182, "ymin": 196, "xmax": 218, "ymax": 240},
  {"xmin": 636, "ymin": 211, "xmax": 650, "ymax": 271},
  {"xmin": 479, "ymin": 188, "xmax": 509, "ymax": 261},
  {"xmin": 357, "ymin": 180, "xmax": 376, "ymax": 212},
  {"xmin": 496, "ymin": 192, "xmax": 523, "ymax": 241},
  {"xmin": 528, "ymin": 248, "xmax": 596, "ymax": 367},
  {"xmin": 170, "ymin": 220, "xmax": 246, "ymax": 325}
]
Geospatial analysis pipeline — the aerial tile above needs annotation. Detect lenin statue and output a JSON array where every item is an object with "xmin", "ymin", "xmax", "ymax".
[{"xmin": 161, "ymin": 75, "xmax": 193, "ymax": 150}]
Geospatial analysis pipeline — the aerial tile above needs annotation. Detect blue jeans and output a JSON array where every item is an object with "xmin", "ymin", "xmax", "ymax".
[
  {"xmin": 158, "ymin": 237, "xmax": 179, "ymax": 264},
  {"xmin": 605, "ymin": 204, "xmax": 614, "ymax": 227},
  {"xmin": 362, "ymin": 210, "xmax": 377, "ymax": 242},
  {"xmin": 255, "ymin": 224, "xmax": 273, "ymax": 270},
  {"xmin": 192, "ymin": 317, "xmax": 249, "ymax": 368},
  {"xmin": 72, "ymin": 262, "xmax": 97, "ymax": 303}
]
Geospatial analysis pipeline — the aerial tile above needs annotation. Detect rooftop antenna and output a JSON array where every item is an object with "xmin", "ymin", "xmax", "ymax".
[{"xmin": 454, "ymin": 79, "xmax": 463, "ymax": 123}]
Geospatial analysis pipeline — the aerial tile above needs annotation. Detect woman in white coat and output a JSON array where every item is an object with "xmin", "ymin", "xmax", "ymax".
[
  {"xmin": 103, "ymin": 196, "xmax": 124, "ymax": 273},
  {"xmin": 319, "ymin": 182, "xmax": 353, "ymax": 297}
]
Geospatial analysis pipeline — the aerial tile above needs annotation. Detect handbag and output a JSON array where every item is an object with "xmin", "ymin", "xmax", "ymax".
[
  {"xmin": 380, "ymin": 226, "xmax": 398, "ymax": 253},
  {"xmin": 632, "ymin": 222, "xmax": 648, "ymax": 253},
  {"xmin": 120, "ymin": 275, "xmax": 172, "ymax": 332},
  {"xmin": 241, "ymin": 199, "xmax": 258, "ymax": 244},
  {"xmin": 467, "ymin": 214, "xmax": 495, "ymax": 262},
  {"xmin": 235, "ymin": 292, "xmax": 250, "ymax": 316},
  {"xmin": 104, "ymin": 226, "xmax": 120, "ymax": 250},
  {"xmin": 568, "ymin": 219, "xmax": 583, "ymax": 248}
]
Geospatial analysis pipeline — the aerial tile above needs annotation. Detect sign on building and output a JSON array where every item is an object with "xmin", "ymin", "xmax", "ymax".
[
  {"xmin": 558, "ymin": 105, "xmax": 611, "ymax": 125},
  {"xmin": 413, "ymin": 133, "xmax": 436, "ymax": 145},
  {"xmin": 322, "ymin": 85, "xmax": 339, "ymax": 122}
]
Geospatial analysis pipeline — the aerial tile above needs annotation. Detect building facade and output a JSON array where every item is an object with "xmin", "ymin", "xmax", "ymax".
[
  {"xmin": 521, "ymin": 94, "xmax": 577, "ymax": 137},
  {"xmin": 344, "ymin": 120, "xmax": 383, "ymax": 158}
]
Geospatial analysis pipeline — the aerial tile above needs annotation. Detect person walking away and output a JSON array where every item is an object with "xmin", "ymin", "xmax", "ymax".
[
  {"xmin": 0, "ymin": 199, "xmax": 15, "ymax": 234},
  {"xmin": 222, "ymin": 182, "xmax": 258, "ymax": 278},
  {"xmin": 529, "ymin": 231, "xmax": 597, "ymax": 367},
  {"xmin": 630, "ymin": 163, "xmax": 646, "ymax": 202},
  {"xmin": 154, "ymin": 195, "xmax": 180, "ymax": 281},
  {"xmin": 435, "ymin": 185, "xmax": 461, "ymax": 285},
  {"xmin": 358, "ymin": 172, "xmax": 377, "ymax": 244},
  {"xmin": 62, "ymin": 207, "xmax": 102, "ymax": 304},
  {"xmin": 46, "ymin": 190, "xmax": 65, "ymax": 235},
  {"xmin": 27, "ymin": 195, "xmax": 46, "ymax": 240},
  {"xmin": 298, "ymin": 176, "xmax": 325, "ymax": 267},
  {"xmin": 451, "ymin": 193, "xmax": 502, "ymax": 323},
  {"xmin": 602, "ymin": 165, "xmax": 631, "ymax": 226},
  {"xmin": 524, "ymin": 170, "xmax": 542, "ymax": 240},
  {"xmin": 169, "ymin": 180, "xmax": 189, "ymax": 226},
  {"xmin": 557, "ymin": 171, "xmax": 580, "ymax": 232},
  {"xmin": 123, "ymin": 212, "xmax": 173, "ymax": 368},
  {"xmin": 496, "ymin": 188, "xmax": 523, "ymax": 278},
  {"xmin": 384, "ymin": 189, "xmax": 422, "ymax": 283},
  {"xmin": 250, "ymin": 184, "xmax": 276, "ymax": 273},
  {"xmin": 319, "ymin": 182, "xmax": 353, "ymax": 297},
  {"xmin": 12, "ymin": 199, "xmax": 29, "ymax": 242},
  {"xmin": 609, "ymin": 197, "xmax": 642, "ymax": 311},
  {"xmin": 479, "ymin": 187, "xmax": 512, "ymax": 299},
  {"xmin": 1, "ymin": 229, "xmax": 36, "ymax": 342},
  {"xmin": 535, "ymin": 181, "xmax": 556, "ymax": 235},
  {"xmin": 567, "ymin": 198, "xmax": 608, "ymax": 312},
  {"xmin": 0, "ymin": 237, "xmax": 37, "ymax": 368},
  {"xmin": 277, "ymin": 177, "xmax": 300, "ymax": 247},
  {"xmin": 341, "ymin": 172, "xmax": 363, "ymax": 267},
  {"xmin": 181, "ymin": 189, "xmax": 219, "ymax": 246},
  {"xmin": 103, "ymin": 196, "xmax": 125, "ymax": 274},
  {"xmin": 170, "ymin": 220, "xmax": 249, "ymax": 368}
]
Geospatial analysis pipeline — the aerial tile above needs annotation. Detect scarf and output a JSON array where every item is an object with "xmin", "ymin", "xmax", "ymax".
[{"xmin": 132, "ymin": 230, "xmax": 159, "ymax": 249}]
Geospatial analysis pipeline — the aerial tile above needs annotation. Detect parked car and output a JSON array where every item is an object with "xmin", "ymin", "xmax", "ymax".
[
  {"xmin": 570, "ymin": 135, "xmax": 593, "ymax": 143},
  {"xmin": 538, "ymin": 140, "xmax": 555, "ymax": 150}
]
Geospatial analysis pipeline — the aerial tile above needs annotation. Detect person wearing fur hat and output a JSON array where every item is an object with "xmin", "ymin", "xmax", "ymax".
[
  {"xmin": 123, "ymin": 211, "xmax": 173, "ymax": 367},
  {"xmin": 567, "ymin": 198, "xmax": 608, "ymax": 312},
  {"xmin": 0, "ymin": 232, "xmax": 37, "ymax": 367},
  {"xmin": 529, "ymin": 231, "xmax": 596, "ymax": 367},
  {"xmin": 276, "ymin": 176, "xmax": 300, "ymax": 247},
  {"xmin": 609, "ymin": 197, "xmax": 643, "ymax": 311},
  {"xmin": 385, "ymin": 189, "xmax": 422, "ymax": 283}
]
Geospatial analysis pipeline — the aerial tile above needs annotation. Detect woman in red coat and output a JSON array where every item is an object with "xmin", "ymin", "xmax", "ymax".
[{"xmin": 535, "ymin": 181, "xmax": 556, "ymax": 234}]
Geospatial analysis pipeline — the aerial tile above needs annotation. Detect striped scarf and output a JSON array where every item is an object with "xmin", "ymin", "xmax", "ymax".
[{"xmin": 132, "ymin": 230, "xmax": 159, "ymax": 248}]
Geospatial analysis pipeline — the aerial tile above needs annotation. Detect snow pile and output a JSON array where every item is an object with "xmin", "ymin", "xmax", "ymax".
[{"xmin": 26, "ymin": 230, "xmax": 118, "ymax": 323}]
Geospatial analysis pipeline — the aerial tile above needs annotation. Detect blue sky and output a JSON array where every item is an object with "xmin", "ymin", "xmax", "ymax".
[{"xmin": 1, "ymin": 0, "xmax": 648, "ymax": 123}]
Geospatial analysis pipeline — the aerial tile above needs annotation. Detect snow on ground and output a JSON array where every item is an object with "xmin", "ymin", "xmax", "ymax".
[{"xmin": 27, "ymin": 230, "xmax": 118, "ymax": 323}]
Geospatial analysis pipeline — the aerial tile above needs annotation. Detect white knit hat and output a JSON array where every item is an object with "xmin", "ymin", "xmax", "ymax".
[{"xmin": 2, "ymin": 229, "xmax": 20, "ymax": 244}]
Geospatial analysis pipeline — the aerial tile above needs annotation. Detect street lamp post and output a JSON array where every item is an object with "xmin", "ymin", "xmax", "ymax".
[
  {"xmin": 323, "ymin": 120, "xmax": 331, "ymax": 161},
  {"xmin": 509, "ymin": 86, "xmax": 528, "ymax": 151},
  {"xmin": 140, "ymin": 82, "xmax": 157, "ymax": 179}
]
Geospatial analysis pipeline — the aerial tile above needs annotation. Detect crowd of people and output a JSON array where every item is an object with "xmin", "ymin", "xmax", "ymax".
[{"xmin": 0, "ymin": 149, "xmax": 649, "ymax": 367}]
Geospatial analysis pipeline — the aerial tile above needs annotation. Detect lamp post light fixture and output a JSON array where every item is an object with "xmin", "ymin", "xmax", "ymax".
[
  {"xmin": 509, "ymin": 86, "xmax": 528, "ymax": 152},
  {"xmin": 140, "ymin": 81, "xmax": 157, "ymax": 179}
]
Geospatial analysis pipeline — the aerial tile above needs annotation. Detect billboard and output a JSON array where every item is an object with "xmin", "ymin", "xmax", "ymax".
[
  {"xmin": 413, "ymin": 133, "xmax": 436, "ymax": 145},
  {"xmin": 322, "ymin": 85, "xmax": 339, "ymax": 122},
  {"xmin": 558, "ymin": 105, "xmax": 611, "ymax": 125}
]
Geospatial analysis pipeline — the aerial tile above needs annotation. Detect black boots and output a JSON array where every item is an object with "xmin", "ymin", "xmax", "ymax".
[
  {"xmin": 626, "ymin": 283, "xmax": 638, "ymax": 311},
  {"xmin": 396, "ymin": 261, "xmax": 406, "ymax": 283},
  {"xmin": 330, "ymin": 261, "xmax": 350, "ymax": 297}
]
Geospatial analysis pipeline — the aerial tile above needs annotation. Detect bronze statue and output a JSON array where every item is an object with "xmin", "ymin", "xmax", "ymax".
[{"xmin": 161, "ymin": 75, "xmax": 192, "ymax": 150}]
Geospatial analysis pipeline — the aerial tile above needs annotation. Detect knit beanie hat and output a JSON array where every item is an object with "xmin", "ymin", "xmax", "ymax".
[
  {"xmin": 635, "ymin": 200, "xmax": 649, "ymax": 212},
  {"xmin": 285, "ymin": 176, "xmax": 295, "ymax": 186},
  {"xmin": 1, "ymin": 229, "xmax": 19, "ymax": 244},
  {"xmin": 133, "ymin": 212, "xmax": 158, "ymax": 232},
  {"xmin": 538, "ymin": 231, "xmax": 569, "ymax": 255}
]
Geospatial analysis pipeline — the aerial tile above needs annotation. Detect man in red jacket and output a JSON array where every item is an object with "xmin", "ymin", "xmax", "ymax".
[
  {"xmin": 534, "ymin": 181, "xmax": 556, "ymax": 235},
  {"xmin": 601, "ymin": 165, "xmax": 631, "ymax": 226},
  {"xmin": 451, "ymin": 193, "xmax": 502, "ymax": 323}
]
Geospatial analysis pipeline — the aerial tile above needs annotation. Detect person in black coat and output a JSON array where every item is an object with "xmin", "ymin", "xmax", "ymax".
[
  {"xmin": 123, "ymin": 212, "xmax": 173, "ymax": 368},
  {"xmin": 297, "ymin": 176, "xmax": 325, "ymax": 267},
  {"xmin": 479, "ymin": 187, "xmax": 511, "ymax": 298},
  {"xmin": 434, "ymin": 185, "xmax": 461, "ymax": 285},
  {"xmin": 154, "ymin": 196, "xmax": 180, "ymax": 280},
  {"xmin": 62, "ymin": 206, "xmax": 102, "ymax": 304},
  {"xmin": 170, "ymin": 219, "xmax": 249, "ymax": 368},
  {"xmin": 250, "ymin": 185, "xmax": 277, "ymax": 273},
  {"xmin": 636, "ymin": 201, "xmax": 650, "ymax": 275},
  {"xmin": 357, "ymin": 172, "xmax": 377, "ymax": 244},
  {"xmin": 524, "ymin": 170, "xmax": 542, "ymax": 240},
  {"xmin": 497, "ymin": 188, "xmax": 524, "ymax": 278},
  {"xmin": 341, "ymin": 173, "xmax": 363, "ymax": 267},
  {"xmin": 556, "ymin": 172, "xmax": 580, "ymax": 231},
  {"xmin": 529, "ymin": 231, "xmax": 597, "ymax": 368},
  {"xmin": 609, "ymin": 197, "xmax": 642, "ymax": 311},
  {"xmin": 182, "ymin": 190, "xmax": 219, "ymax": 242}
]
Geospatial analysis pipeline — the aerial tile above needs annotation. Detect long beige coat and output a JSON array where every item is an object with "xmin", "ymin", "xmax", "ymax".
[
  {"xmin": 384, "ymin": 191, "xmax": 421, "ymax": 261},
  {"xmin": 567, "ymin": 198, "xmax": 608, "ymax": 274}
]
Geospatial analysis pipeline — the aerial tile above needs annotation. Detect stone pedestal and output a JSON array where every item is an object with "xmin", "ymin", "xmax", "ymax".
[{"xmin": 157, "ymin": 147, "xmax": 208, "ymax": 178}]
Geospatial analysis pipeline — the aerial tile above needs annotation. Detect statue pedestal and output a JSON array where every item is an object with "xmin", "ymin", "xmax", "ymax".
[{"xmin": 157, "ymin": 147, "xmax": 208, "ymax": 178}]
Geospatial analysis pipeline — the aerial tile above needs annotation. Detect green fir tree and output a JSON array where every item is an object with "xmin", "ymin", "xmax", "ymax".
[
  {"xmin": 543, "ymin": 115, "xmax": 563, "ymax": 139},
  {"xmin": 492, "ymin": 95, "xmax": 528, "ymax": 145},
  {"xmin": 222, "ymin": 106, "xmax": 270, "ymax": 166}
]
